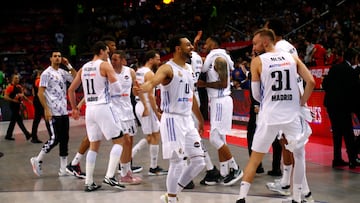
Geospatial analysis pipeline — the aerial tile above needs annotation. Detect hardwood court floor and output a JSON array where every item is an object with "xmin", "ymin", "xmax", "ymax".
[{"xmin": 0, "ymin": 118, "xmax": 359, "ymax": 203}]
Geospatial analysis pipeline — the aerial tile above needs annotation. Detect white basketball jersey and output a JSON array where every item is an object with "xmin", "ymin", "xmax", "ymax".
[
  {"xmin": 135, "ymin": 66, "xmax": 152, "ymax": 102},
  {"xmin": 112, "ymin": 66, "xmax": 135, "ymax": 120},
  {"xmin": 191, "ymin": 51, "xmax": 203, "ymax": 104},
  {"xmin": 275, "ymin": 39, "xmax": 304, "ymax": 95},
  {"xmin": 191, "ymin": 51, "xmax": 203, "ymax": 81},
  {"xmin": 160, "ymin": 60, "xmax": 194, "ymax": 116},
  {"xmin": 81, "ymin": 59, "xmax": 111, "ymax": 106},
  {"xmin": 275, "ymin": 40, "xmax": 298, "ymax": 57},
  {"xmin": 259, "ymin": 51, "xmax": 300, "ymax": 125},
  {"xmin": 202, "ymin": 49, "xmax": 233, "ymax": 98}
]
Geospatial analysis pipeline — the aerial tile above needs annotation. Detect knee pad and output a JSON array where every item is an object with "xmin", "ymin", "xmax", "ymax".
[
  {"xmin": 188, "ymin": 156, "xmax": 206, "ymax": 173},
  {"xmin": 209, "ymin": 129, "xmax": 225, "ymax": 149}
]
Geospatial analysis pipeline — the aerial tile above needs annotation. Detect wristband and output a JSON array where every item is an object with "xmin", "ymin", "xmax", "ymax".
[{"xmin": 66, "ymin": 64, "xmax": 74, "ymax": 70}]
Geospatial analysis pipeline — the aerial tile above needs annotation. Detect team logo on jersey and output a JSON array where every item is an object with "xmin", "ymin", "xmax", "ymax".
[
  {"xmin": 194, "ymin": 141, "xmax": 201, "ymax": 148},
  {"xmin": 124, "ymin": 75, "xmax": 129, "ymax": 80}
]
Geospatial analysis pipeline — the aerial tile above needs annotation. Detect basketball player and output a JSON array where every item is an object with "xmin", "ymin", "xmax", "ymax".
[
  {"xmin": 133, "ymin": 50, "xmax": 167, "ymax": 176},
  {"xmin": 236, "ymin": 28, "xmax": 315, "ymax": 203},
  {"xmin": 197, "ymin": 35, "xmax": 243, "ymax": 186},
  {"xmin": 68, "ymin": 41, "xmax": 125, "ymax": 192},
  {"xmin": 138, "ymin": 34, "xmax": 206, "ymax": 203}
]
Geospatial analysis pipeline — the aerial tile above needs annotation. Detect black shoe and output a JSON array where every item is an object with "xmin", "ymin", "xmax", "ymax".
[
  {"xmin": 5, "ymin": 137, "xmax": 15, "ymax": 141},
  {"xmin": 184, "ymin": 180, "xmax": 195, "ymax": 189},
  {"xmin": 236, "ymin": 198, "xmax": 245, "ymax": 203},
  {"xmin": 25, "ymin": 133, "xmax": 31, "ymax": 140},
  {"xmin": 66, "ymin": 163, "xmax": 86, "ymax": 179},
  {"xmin": 131, "ymin": 165, "xmax": 143, "ymax": 173},
  {"xmin": 267, "ymin": 170, "xmax": 282, "ymax": 176},
  {"xmin": 256, "ymin": 166, "xmax": 265, "ymax": 174},
  {"xmin": 148, "ymin": 166, "xmax": 168, "ymax": 176},
  {"xmin": 31, "ymin": 139, "xmax": 43, "ymax": 144},
  {"xmin": 200, "ymin": 166, "xmax": 221, "ymax": 185},
  {"xmin": 349, "ymin": 160, "xmax": 360, "ymax": 169},
  {"xmin": 222, "ymin": 167, "xmax": 243, "ymax": 186},
  {"xmin": 0, "ymin": 152, "xmax": 3, "ymax": 158},
  {"xmin": 84, "ymin": 182, "xmax": 101, "ymax": 192},
  {"xmin": 332, "ymin": 159, "xmax": 349, "ymax": 168}
]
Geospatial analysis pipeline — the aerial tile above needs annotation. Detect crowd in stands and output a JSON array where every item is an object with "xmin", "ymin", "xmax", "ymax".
[{"xmin": 0, "ymin": 0, "xmax": 359, "ymax": 94}]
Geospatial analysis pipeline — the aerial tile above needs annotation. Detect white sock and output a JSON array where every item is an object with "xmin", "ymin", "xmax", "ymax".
[
  {"xmin": 228, "ymin": 157, "xmax": 239, "ymax": 170},
  {"xmin": 238, "ymin": 181, "xmax": 251, "ymax": 199},
  {"xmin": 86, "ymin": 150, "xmax": 97, "ymax": 185},
  {"xmin": 220, "ymin": 161, "xmax": 229, "ymax": 177},
  {"xmin": 281, "ymin": 164, "xmax": 292, "ymax": 186},
  {"xmin": 204, "ymin": 151, "xmax": 214, "ymax": 170},
  {"xmin": 121, "ymin": 162, "xmax": 131, "ymax": 177},
  {"xmin": 149, "ymin": 144, "xmax": 159, "ymax": 169},
  {"xmin": 36, "ymin": 150, "xmax": 46, "ymax": 162},
  {"xmin": 71, "ymin": 152, "xmax": 83, "ymax": 166},
  {"xmin": 60, "ymin": 156, "xmax": 67, "ymax": 172},
  {"xmin": 200, "ymin": 140, "xmax": 214, "ymax": 170},
  {"xmin": 105, "ymin": 144, "xmax": 123, "ymax": 178},
  {"xmin": 132, "ymin": 138, "xmax": 147, "ymax": 157}
]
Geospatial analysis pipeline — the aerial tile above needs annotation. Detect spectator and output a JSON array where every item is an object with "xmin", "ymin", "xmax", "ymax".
[
  {"xmin": 30, "ymin": 69, "xmax": 45, "ymax": 143},
  {"xmin": 309, "ymin": 42, "xmax": 327, "ymax": 66},
  {"xmin": 322, "ymin": 49, "xmax": 360, "ymax": 169},
  {"xmin": 3, "ymin": 74, "xmax": 32, "ymax": 141}
]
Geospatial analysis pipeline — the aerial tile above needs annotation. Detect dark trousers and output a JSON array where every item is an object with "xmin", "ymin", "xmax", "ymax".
[
  {"xmin": 42, "ymin": 115, "xmax": 70, "ymax": 157},
  {"xmin": 246, "ymin": 107, "xmax": 257, "ymax": 156},
  {"xmin": 6, "ymin": 105, "xmax": 30, "ymax": 138},
  {"xmin": 246, "ymin": 105, "xmax": 263, "ymax": 169},
  {"xmin": 31, "ymin": 102, "xmax": 45, "ymax": 140},
  {"xmin": 354, "ymin": 111, "xmax": 360, "ymax": 155},
  {"xmin": 271, "ymin": 138, "xmax": 282, "ymax": 171},
  {"xmin": 327, "ymin": 107, "xmax": 357, "ymax": 163}
]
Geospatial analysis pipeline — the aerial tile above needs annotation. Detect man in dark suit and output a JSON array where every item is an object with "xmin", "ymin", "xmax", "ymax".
[{"xmin": 323, "ymin": 49, "xmax": 360, "ymax": 169}]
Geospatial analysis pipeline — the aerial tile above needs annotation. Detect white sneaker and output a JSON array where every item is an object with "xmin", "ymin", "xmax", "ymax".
[
  {"xmin": 302, "ymin": 192, "xmax": 315, "ymax": 203},
  {"xmin": 103, "ymin": 176, "xmax": 126, "ymax": 190},
  {"xmin": 266, "ymin": 182, "xmax": 291, "ymax": 196},
  {"xmin": 30, "ymin": 157, "xmax": 42, "ymax": 176},
  {"xmin": 58, "ymin": 169, "xmax": 68, "ymax": 177},
  {"xmin": 160, "ymin": 193, "xmax": 168, "ymax": 203},
  {"xmin": 120, "ymin": 171, "xmax": 142, "ymax": 185},
  {"xmin": 160, "ymin": 193, "xmax": 178, "ymax": 203},
  {"xmin": 274, "ymin": 178, "xmax": 282, "ymax": 183}
]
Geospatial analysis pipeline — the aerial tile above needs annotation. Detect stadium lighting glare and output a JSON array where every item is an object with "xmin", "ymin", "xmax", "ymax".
[{"xmin": 163, "ymin": 0, "xmax": 172, "ymax": 4}]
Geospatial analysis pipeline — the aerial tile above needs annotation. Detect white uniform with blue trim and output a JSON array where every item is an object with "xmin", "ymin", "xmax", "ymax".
[
  {"xmin": 81, "ymin": 59, "xmax": 122, "ymax": 141},
  {"xmin": 135, "ymin": 66, "xmax": 160, "ymax": 134},
  {"xmin": 252, "ymin": 51, "xmax": 306, "ymax": 153},
  {"xmin": 202, "ymin": 49, "xmax": 234, "ymax": 135},
  {"xmin": 112, "ymin": 66, "xmax": 137, "ymax": 136},
  {"xmin": 160, "ymin": 60, "xmax": 204, "ymax": 159}
]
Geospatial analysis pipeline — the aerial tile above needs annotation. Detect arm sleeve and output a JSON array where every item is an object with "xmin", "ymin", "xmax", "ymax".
[{"xmin": 251, "ymin": 81, "xmax": 261, "ymax": 103}]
